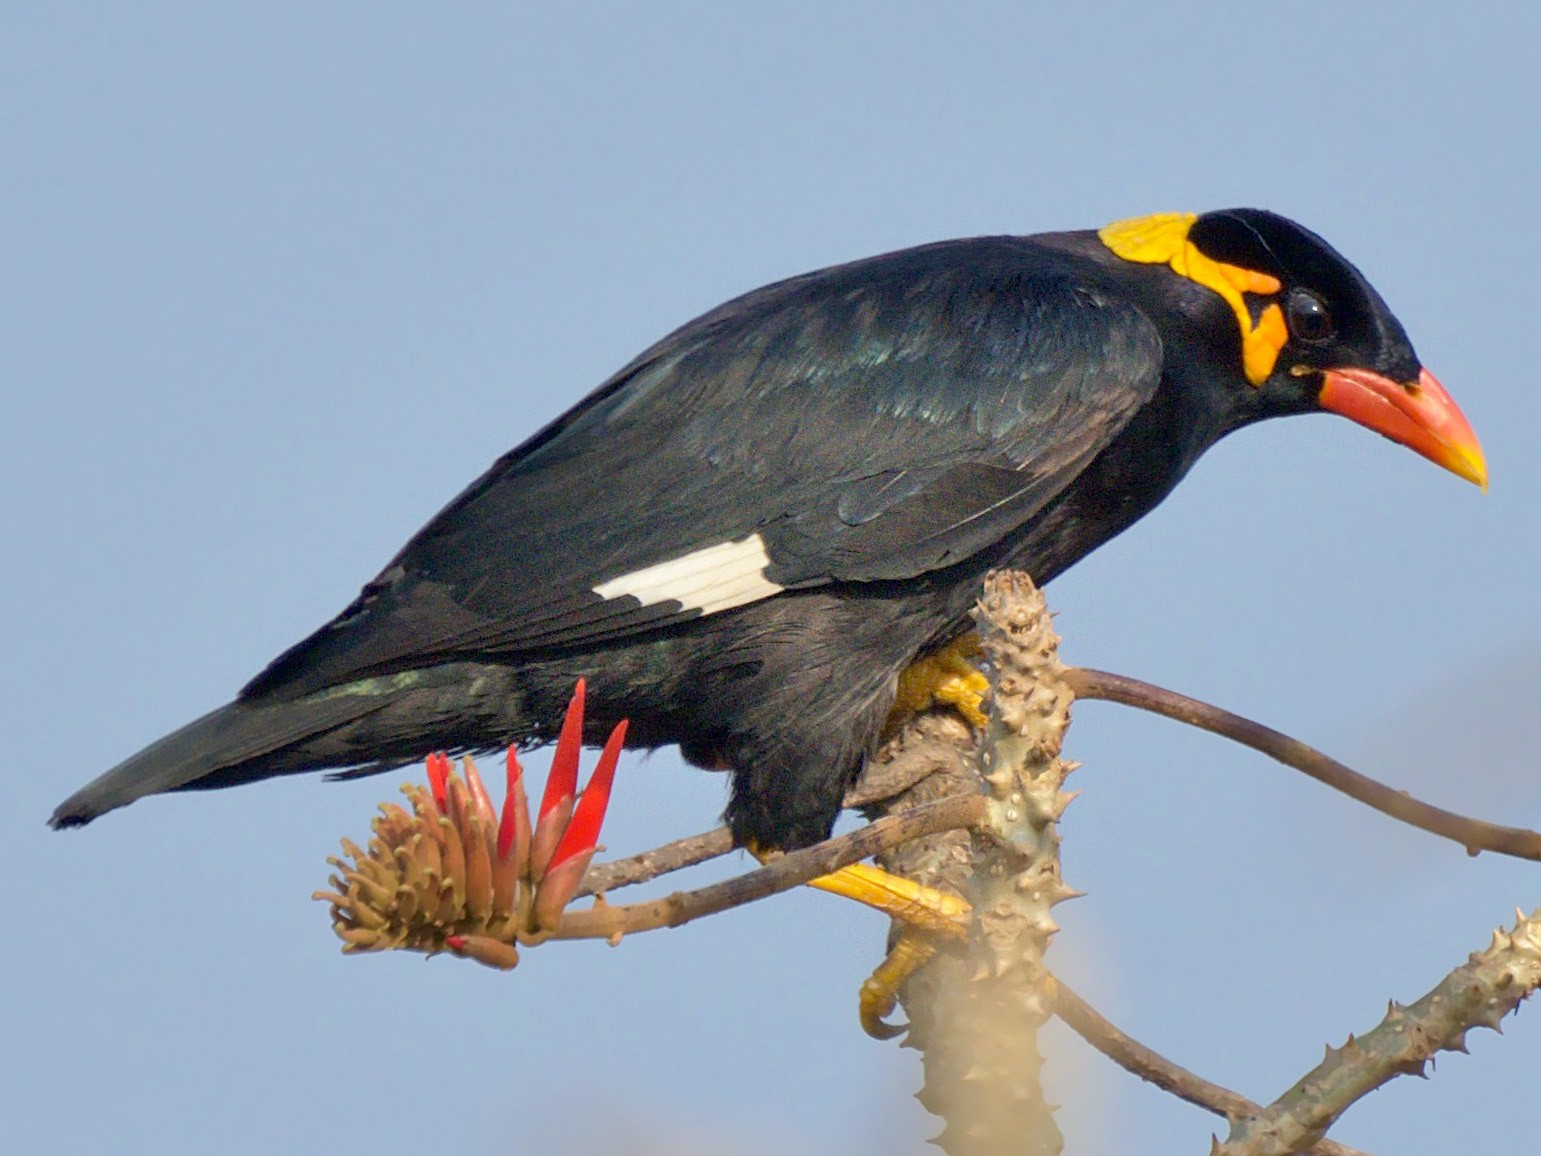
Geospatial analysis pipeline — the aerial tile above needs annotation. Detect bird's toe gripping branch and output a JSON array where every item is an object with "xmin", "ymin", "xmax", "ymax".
[
  {"xmin": 807, "ymin": 862, "xmax": 970, "ymax": 939},
  {"xmin": 803, "ymin": 635, "xmax": 991, "ymax": 1037},
  {"xmin": 886, "ymin": 633, "xmax": 991, "ymax": 732},
  {"xmin": 746, "ymin": 841, "xmax": 972, "ymax": 1038},
  {"xmin": 856, "ymin": 926, "xmax": 952, "ymax": 1040},
  {"xmin": 807, "ymin": 865, "xmax": 971, "ymax": 1038},
  {"xmin": 314, "ymin": 679, "xmax": 626, "ymax": 968}
]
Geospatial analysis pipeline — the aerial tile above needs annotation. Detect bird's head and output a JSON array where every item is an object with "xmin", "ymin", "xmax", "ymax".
[{"xmin": 1100, "ymin": 208, "xmax": 1487, "ymax": 488}]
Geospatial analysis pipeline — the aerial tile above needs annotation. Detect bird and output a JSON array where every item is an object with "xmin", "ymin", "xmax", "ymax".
[{"xmin": 52, "ymin": 209, "xmax": 1486, "ymax": 855}]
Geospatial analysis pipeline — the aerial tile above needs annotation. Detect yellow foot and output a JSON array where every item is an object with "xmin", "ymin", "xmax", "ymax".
[
  {"xmin": 807, "ymin": 862, "xmax": 970, "ymax": 938},
  {"xmin": 887, "ymin": 633, "xmax": 990, "ymax": 731},
  {"xmin": 859, "ymin": 925, "xmax": 941, "ymax": 1039},
  {"xmin": 751, "ymin": 838, "xmax": 976, "ymax": 1039},
  {"xmin": 806, "ymin": 863, "xmax": 972, "ymax": 1039}
]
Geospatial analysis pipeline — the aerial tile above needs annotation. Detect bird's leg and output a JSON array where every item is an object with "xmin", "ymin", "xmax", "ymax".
[
  {"xmin": 810, "ymin": 629, "xmax": 988, "ymax": 930},
  {"xmin": 806, "ymin": 863, "xmax": 971, "ymax": 1038},
  {"xmin": 788, "ymin": 633, "xmax": 991, "ymax": 1035},
  {"xmin": 742, "ymin": 843, "xmax": 971, "ymax": 1036}
]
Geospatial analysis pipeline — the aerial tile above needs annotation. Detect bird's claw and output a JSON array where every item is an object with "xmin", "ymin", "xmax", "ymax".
[
  {"xmin": 804, "ymin": 860, "xmax": 972, "ymax": 1038},
  {"xmin": 888, "ymin": 633, "xmax": 991, "ymax": 731},
  {"xmin": 858, "ymin": 926, "xmax": 944, "ymax": 1040}
]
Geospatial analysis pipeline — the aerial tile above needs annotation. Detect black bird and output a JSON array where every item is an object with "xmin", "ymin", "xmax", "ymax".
[{"xmin": 53, "ymin": 209, "xmax": 1486, "ymax": 851}]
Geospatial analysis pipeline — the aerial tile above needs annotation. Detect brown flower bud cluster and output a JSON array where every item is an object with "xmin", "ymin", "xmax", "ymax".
[{"xmin": 314, "ymin": 679, "xmax": 624, "ymax": 969}]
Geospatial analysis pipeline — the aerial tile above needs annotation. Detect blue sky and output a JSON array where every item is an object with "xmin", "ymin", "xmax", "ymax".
[{"xmin": 4, "ymin": 5, "xmax": 1539, "ymax": 1153}]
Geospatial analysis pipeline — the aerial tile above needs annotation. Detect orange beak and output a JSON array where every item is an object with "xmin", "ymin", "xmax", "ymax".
[{"xmin": 1318, "ymin": 366, "xmax": 1488, "ymax": 489}]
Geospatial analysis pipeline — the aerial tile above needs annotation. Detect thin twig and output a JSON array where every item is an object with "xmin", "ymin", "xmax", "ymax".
[
  {"xmin": 1051, "ymin": 980, "xmax": 1369, "ymax": 1156},
  {"xmin": 545, "ymin": 793, "xmax": 987, "ymax": 942},
  {"xmin": 1067, "ymin": 668, "xmax": 1541, "ymax": 862},
  {"xmin": 1215, "ymin": 906, "xmax": 1541, "ymax": 1156},
  {"xmin": 576, "ymin": 825, "xmax": 734, "ymax": 898}
]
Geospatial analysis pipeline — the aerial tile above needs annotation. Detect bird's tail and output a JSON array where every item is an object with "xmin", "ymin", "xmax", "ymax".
[{"xmin": 50, "ymin": 663, "xmax": 527, "ymax": 829}]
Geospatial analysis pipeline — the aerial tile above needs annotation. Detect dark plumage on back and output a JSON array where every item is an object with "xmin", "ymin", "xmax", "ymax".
[{"xmin": 248, "ymin": 238, "xmax": 1163, "ymax": 696}]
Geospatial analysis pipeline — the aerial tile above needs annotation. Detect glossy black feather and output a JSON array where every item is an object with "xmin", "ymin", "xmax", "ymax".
[{"xmin": 247, "ymin": 237, "xmax": 1162, "ymax": 697}]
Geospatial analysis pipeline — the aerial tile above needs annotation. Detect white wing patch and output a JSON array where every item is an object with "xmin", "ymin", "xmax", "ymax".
[{"xmin": 592, "ymin": 534, "xmax": 784, "ymax": 615}]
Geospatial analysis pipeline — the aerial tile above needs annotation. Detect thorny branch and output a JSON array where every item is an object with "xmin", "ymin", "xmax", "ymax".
[
  {"xmin": 874, "ymin": 570, "xmax": 1078, "ymax": 1156},
  {"xmin": 833, "ymin": 584, "xmax": 1541, "ymax": 1153},
  {"xmin": 1050, "ymin": 980, "xmax": 1368, "ymax": 1156},
  {"xmin": 1213, "ymin": 906, "xmax": 1541, "ymax": 1156}
]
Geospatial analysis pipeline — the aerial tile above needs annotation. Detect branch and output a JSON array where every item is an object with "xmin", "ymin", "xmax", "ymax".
[
  {"xmin": 1051, "ymin": 980, "xmax": 1369, "ymax": 1156},
  {"xmin": 548, "ymin": 793, "xmax": 986, "ymax": 942},
  {"xmin": 1067, "ymin": 668, "xmax": 1541, "ymax": 862},
  {"xmin": 576, "ymin": 825, "xmax": 734, "ymax": 898},
  {"xmin": 1214, "ymin": 906, "xmax": 1541, "ymax": 1156}
]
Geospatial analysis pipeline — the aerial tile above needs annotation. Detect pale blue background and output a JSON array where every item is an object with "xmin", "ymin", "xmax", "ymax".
[{"xmin": 5, "ymin": 4, "xmax": 1538, "ymax": 1153}]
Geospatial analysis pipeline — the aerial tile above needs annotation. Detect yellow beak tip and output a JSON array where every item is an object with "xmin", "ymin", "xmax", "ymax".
[
  {"xmin": 1461, "ymin": 449, "xmax": 1490, "ymax": 492},
  {"xmin": 1452, "ymin": 455, "xmax": 1489, "ymax": 491}
]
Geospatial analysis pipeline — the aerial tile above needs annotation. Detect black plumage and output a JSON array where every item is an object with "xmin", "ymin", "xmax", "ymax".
[{"xmin": 52, "ymin": 209, "xmax": 1483, "ymax": 849}]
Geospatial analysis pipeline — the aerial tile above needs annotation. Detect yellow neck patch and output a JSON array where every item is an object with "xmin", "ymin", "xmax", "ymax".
[{"xmin": 1098, "ymin": 212, "xmax": 1287, "ymax": 385}]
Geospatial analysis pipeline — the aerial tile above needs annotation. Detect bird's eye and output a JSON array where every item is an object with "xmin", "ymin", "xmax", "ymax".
[{"xmin": 1286, "ymin": 289, "xmax": 1334, "ymax": 343}]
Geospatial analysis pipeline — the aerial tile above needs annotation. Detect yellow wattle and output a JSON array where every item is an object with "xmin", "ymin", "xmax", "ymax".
[{"xmin": 1099, "ymin": 212, "xmax": 1287, "ymax": 385}]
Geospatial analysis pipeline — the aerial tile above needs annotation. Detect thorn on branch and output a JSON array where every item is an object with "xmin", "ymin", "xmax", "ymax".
[
  {"xmin": 1212, "ymin": 906, "xmax": 1541, "ymax": 1156},
  {"xmin": 1051, "ymin": 979, "xmax": 1369, "ymax": 1156}
]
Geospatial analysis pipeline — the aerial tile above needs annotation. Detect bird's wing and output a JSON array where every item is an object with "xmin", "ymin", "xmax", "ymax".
[{"xmin": 245, "ymin": 238, "xmax": 1163, "ymax": 698}]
